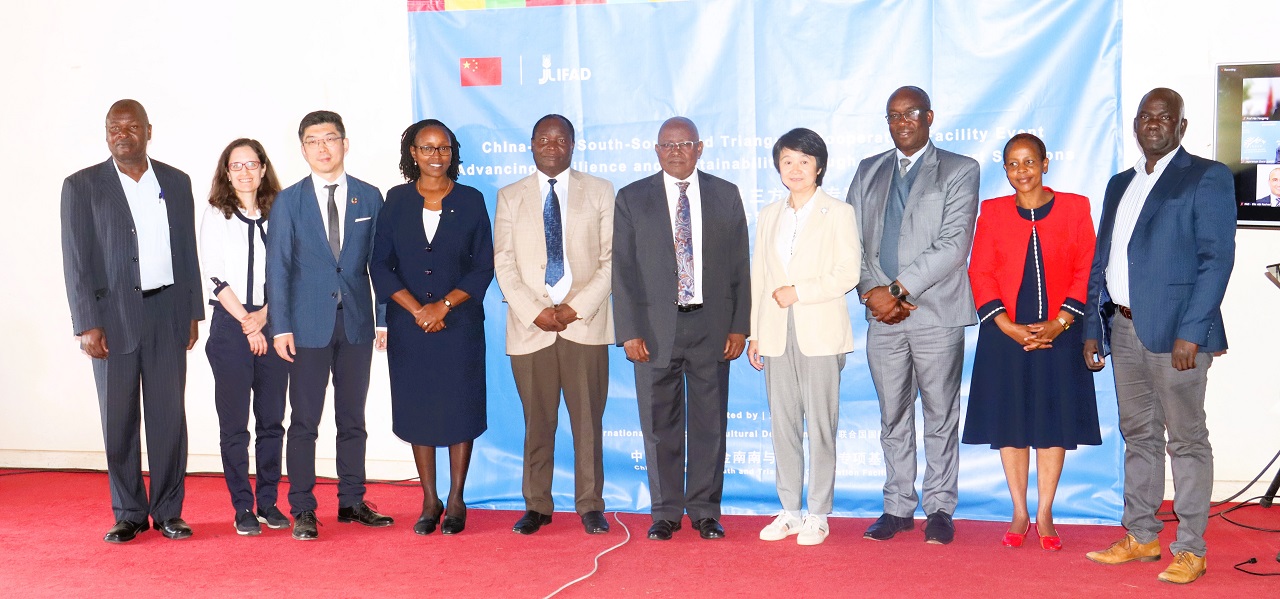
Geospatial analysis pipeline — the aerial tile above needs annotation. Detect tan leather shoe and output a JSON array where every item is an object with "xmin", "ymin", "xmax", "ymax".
[
  {"xmin": 1085, "ymin": 534, "xmax": 1161, "ymax": 564},
  {"xmin": 1158, "ymin": 552, "xmax": 1207, "ymax": 584}
]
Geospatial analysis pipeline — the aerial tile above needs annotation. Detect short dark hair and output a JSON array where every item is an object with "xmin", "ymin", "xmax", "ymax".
[
  {"xmin": 1003, "ymin": 132, "xmax": 1047, "ymax": 162},
  {"xmin": 772, "ymin": 128, "xmax": 829, "ymax": 186},
  {"xmin": 532, "ymin": 114, "xmax": 575, "ymax": 143},
  {"xmin": 208, "ymin": 138, "xmax": 281, "ymax": 219},
  {"xmin": 297, "ymin": 110, "xmax": 345, "ymax": 141},
  {"xmin": 888, "ymin": 86, "xmax": 932, "ymax": 113},
  {"xmin": 399, "ymin": 119, "xmax": 462, "ymax": 182}
]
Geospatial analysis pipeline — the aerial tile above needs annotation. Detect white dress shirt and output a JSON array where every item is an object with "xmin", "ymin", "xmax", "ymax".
[
  {"xmin": 538, "ymin": 169, "xmax": 574, "ymax": 304},
  {"xmin": 1106, "ymin": 149, "xmax": 1179, "ymax": 307},
  {"xmin": 775, "ymin": 190, "xmax": 817, "ymax": 275},
  {"xmin": 662, "ymin": 171, "xmax": 704, "ymax": 303},
  {"xmin": 199, "ymin": 204, "xmax": 268, "ymax": 306},
  {"xmin": 116, "ymin": 157, "xmax": 174, "ymax": 290},
  {"xmin": 311, "ymin": 171, "xmax": 348, "ymax": 245},
  {"xmin": 895, "ymin": 142, "xmax": 930, "ymax": 175}
]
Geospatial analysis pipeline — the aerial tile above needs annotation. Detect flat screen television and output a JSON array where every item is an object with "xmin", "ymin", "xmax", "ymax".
[{"xmin": 1215, "ymin": 61, "xmax": 1280, "ymax": 228}]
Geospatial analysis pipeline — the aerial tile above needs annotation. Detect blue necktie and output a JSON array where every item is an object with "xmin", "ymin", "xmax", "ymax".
[{"xmin": 544, "ymin": 178, "xmax": 564, "ymax": 286}]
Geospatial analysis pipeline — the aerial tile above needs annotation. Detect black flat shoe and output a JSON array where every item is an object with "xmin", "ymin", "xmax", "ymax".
[
  {"xmin": 441, "ymin": 515, "xmax": 466, "ymax": 535},
  {"xmin": 415, "ymin": 500, "xmax": 444, "ymax": 535},
  {"xmin": 581, "ymin": 511, "xmax": 610, "ymax": 534},
  {"xmin": 153, "ymin": 517, "xmax": 193, "ymax": 540},
  {"xmin": 104, "ymin": 519, "xmax": 148, "ymax": 544},
  {"xmin": 647, "ymin": 519, "xmax": 681, "ymax": 541},
  {"xmin": 513, "ymin": 510, "xmax": 552, "ymax": 535},
  {"xmin": 924, "ymin": 510, "xmax": 955, "ymax": 545},
  {"xmin": 693, "ymin": 517, "xmax": 725, "ymax": 539},
  {"xmin": 864, "ymin": 513, "xmax": 914, "ymax": 541}
]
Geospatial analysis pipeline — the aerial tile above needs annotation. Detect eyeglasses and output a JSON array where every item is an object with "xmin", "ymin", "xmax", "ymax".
[
  {"xmin": 885, "ymin": 109, "xmax": 923, "ymax": 123},
  {"xmin": 302, "ymin": 135, "xmax": 344, "ymax": 149},
  {"xmin": 228, "ymin": 161, "xmax": 262, "ymax": 171},
  {"xmin": 414, "ymin": 145, "xmax": 453, "ymax": 156},
  {"xmin": 657, "ymin": 141, "xmax": 698, "ymax": 152}
]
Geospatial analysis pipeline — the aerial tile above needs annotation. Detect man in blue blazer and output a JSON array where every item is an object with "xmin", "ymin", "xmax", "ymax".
[
  {"xmin": 1083, "ymin": 88, "xmax": 1235, "ymax": 584},
  {"xmin": 61, "ymin": 99, "xmax": 203, "ymax": 543},
  {"xmin": 613, "ymin": 117, "xmax": 751, "ymax": 541},
  {"xmin": 266, "ymin": 110, "xmax": 391, "ymax": 540}
]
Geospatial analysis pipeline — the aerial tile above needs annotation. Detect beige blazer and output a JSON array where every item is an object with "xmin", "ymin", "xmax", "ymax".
[
  {"xmin": 750, "ymin": 188, "xmax": 861, "ymax": 357},
  {"xmin": 494, "ymin": 169, "xmax": 615, "ymax": 355}
]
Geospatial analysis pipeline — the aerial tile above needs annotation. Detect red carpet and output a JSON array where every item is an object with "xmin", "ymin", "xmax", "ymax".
[{"xmin": 2, "ymin": 469, "xmax": 1278, "ymax": 597}]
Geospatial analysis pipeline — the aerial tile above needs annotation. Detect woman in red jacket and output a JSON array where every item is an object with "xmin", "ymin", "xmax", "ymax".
[{"xmin": 962, "ymin": 133, "xmax": 1100, "ymax": 551}]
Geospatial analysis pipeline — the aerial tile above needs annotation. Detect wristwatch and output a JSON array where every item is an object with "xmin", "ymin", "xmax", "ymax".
[
  {"xmin": 888, "ymin": 282, "xmax": 907, "ymax": 300},
  {"xmin": 442, "ymin": 298, "xmax": 454, "ymax": 309}
]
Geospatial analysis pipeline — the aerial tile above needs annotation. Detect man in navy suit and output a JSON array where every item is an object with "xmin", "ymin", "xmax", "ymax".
[
  {"xmin": 266, "ymin": 110, "xmax": 391, "ymax": 540},
  {"xmin": 1082, "ymin": 88, "xmax": 1235, "ymax": 584},
  {"xmin": 613, "ymin": 117, "xmax": 751, "ymax": 541},
  {"xmin": 61, "ymin": 99, "xmax": 203, "ymax": 543}
]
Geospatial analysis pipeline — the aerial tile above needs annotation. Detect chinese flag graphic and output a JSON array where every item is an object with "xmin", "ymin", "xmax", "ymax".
[{"xmin": 460, "ymin": 57, "xmax": 502, "ymax": 87}]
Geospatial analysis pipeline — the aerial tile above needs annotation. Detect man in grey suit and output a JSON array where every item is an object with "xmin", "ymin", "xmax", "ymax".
[
  {"xmin": 613, "ymin": 117, "xmax": 751, "ymax": 541},
  {"xmin": 845, "ymin": 86, "xmax": 980, "ymax": 545},
  {"xmin": 61, "ymin": 99, "xmax": 203, "ymax": 543}
]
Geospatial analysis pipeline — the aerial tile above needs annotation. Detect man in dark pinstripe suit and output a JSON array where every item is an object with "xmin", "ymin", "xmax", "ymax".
[{"xmin": 61, "ymin": 99, "xmax": 204, "ymax": 543}]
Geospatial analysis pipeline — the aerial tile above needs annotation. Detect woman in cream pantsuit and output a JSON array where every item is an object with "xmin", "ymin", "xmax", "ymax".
[{"xmin": 748, "ymin": 128, "xmax": 861, "ymax": 546}]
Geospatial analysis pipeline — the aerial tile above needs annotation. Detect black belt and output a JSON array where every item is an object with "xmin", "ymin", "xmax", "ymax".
[
  {"xmin": 1116, "ymin": 304, "xmax": 1132, "ymax": 320},
  {"xmin": 142, "ymin": 284, "xmax": 170, "ymax": 298},
  {"xmin": 676, "ymin": 303, "xmax": 703, "ymax": 313}
]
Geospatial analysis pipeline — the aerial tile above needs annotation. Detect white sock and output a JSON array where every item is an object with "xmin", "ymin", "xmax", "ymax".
[{"xmin": 786, "ymin": 510, "xmax": 802, "ymax": 519}]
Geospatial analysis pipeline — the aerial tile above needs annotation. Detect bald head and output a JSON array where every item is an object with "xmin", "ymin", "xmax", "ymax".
[
  {"xmin": 1269, "ymin": 167, "xmax": 1280, "ymax": 197},
  {"xmin": 106, "ymin": 99, "xmax": 149, "ymax": 126},
  {"xmin": 1133, "ymin": 87, "xmax": 1187, "ymax": 167}
]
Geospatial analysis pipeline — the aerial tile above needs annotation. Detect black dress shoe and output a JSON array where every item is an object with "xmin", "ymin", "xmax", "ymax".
[
  {"xmin": 441, "ymin": 515, "xmax": 466, "ymax": 535},
  {"xmin": 647, "ymin": 519, "xmax": 681, "ymax": 541},
  {"xmin": 104, "ymin": 519, "xmax": 147, "ymax": 544},
  {"xmin": 581, "ymin": 511, "xmax": 610, "ymax": 534},
  {"xmin": 864, "ymin": 513, "xmax": 914, "ymax": 541},
  {"xmin": 337, "ymin": 501, "xmax": 394, "ymax": 527},
  {"xmin": 693, "ymin": 518, "xmax": 725, "ymax": 539},
  {"xmin": 153, "ymin": 517, "xmax": 193, "ymax": 540},
  {"xmin": 256, "ymin": 505, "xmax": 290, "ymax": 529},
  {"xmin": 293, "ymin": 510, "xmax": 319, "ymax": 541},
  {"xmin": 513, "ymin": 510, "xmax": 553, "ymax": 535},
  {"xmin": 924, "ymin": 510, "xmax": 955, "ymax": 545}
]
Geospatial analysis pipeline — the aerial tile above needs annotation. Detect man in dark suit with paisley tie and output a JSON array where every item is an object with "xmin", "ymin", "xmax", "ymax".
[{"xmin": 612, "ymin": 117, "xmax": 751, "ymax": 541}]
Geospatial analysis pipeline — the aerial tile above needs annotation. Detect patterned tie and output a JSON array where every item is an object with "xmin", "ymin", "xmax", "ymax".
[
  {"xmin": 544, "ymin": 178, "xmax": 564, "ymax": 286},
  {"xmin": 674, "ymin": 181, "xmax": 694, "ymax": 304},
  {"xmin": 325, "ymin": 184, "xmax": 340, "ymax": 260},
  {"xmin": 899, "ymin": 157, "xmax": 911, "ymax": 176}
]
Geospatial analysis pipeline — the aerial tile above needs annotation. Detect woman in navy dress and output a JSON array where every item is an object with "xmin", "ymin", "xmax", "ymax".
[
  {"xmin": 963, "ymin": 133, "xmax": 1100, "ymax": 551},
  {"xmin": 370, "ymin": 119, "xmax": 494, "ymax": 536}
]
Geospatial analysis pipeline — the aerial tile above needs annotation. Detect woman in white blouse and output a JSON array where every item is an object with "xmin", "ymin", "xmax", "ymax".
[
  {"xmin": 747, "ymin": 128, "xmax": 861, "ymax": 546},
  {"xmin": 198, "ymin": 138, "xmax": 291, "ymax": 536}
]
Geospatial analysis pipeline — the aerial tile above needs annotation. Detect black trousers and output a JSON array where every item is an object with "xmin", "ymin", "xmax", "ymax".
[
  {"xmin": 286, "ymin": 308, "xmax": 372, "ymax": 515},
  {"xmin": 91, "ymin": 286, "xmax": 189, "ymax": 523},
  {"xmin": 205, "ymin": 305, "xmax": 288, "ymax": 513}
]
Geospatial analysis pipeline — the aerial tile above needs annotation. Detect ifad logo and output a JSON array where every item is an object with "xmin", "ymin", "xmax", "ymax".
[{"xmin": 537, "ymin": 54, "xmax": 591, "ymax": 85}]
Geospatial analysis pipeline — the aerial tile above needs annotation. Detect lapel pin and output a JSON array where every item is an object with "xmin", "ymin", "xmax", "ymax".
[{"xmin": 351, "ymin": 197, "xmax": 358, "ymax": 204}]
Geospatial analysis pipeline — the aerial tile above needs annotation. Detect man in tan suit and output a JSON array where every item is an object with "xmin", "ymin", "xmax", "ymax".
[{"xmin": 494, "ymin": 114, "xmax": 615, "ymax": 535}]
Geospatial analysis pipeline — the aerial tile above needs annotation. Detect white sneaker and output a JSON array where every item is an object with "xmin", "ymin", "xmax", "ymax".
[
  {"xmin": 796, "ymin": 515, "xmax": 829, "ymax": 546},
  {"xmin": 759, "ymin": 511, "xmax": 803, "ymax": 541}
]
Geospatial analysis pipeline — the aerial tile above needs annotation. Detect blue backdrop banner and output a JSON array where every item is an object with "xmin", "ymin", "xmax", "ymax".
[{"xmin": 407, "ymin": 0, "xmax": 1125, "ymax": 523}]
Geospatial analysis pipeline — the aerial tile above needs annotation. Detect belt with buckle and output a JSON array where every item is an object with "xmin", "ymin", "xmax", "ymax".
[
  {"xmin": 141, "ymin": 284, "xmax": 170, "ymax": 298},
  {"xmin": 676, "ymin": 303, "xmax": 703, "ymax": 313},
  {"xmin": 1116, "ymin": 304, "xmax": 1132, "ymax": 320}
]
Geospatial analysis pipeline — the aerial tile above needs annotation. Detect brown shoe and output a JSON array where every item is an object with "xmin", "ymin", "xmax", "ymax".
[
  {"xmin": 1158, "ymin": 552, "xmax": 1207, "ymax": 584},
  {"xmin": 1085, "ymin": 534, "xmax": 1161, "ymax": 564}
]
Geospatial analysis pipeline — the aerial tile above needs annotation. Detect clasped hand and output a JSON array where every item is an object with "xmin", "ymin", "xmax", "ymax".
[
  {"xmin": 998, "ymin": 316, "xmax": 1064, "ymax": 352},
  {"xmin": 413, "ymin": 302, "xmax": 449, "ymax": 333},
  {"xmin": 861, "ymin": 286, "xmax": 915, "ymax": 324}
]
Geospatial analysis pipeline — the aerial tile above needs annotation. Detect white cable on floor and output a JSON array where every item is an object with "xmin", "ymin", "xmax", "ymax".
[{"xmin": 542, "ymin": 512, "xmax": 632, "ymax": 599}]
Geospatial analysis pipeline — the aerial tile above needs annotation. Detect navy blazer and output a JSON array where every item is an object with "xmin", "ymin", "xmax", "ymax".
[
  {"xmin": 60, "ymin": 158, "xmax": 204, "ymax": 354},
  {"xmin": 266, "ymin": 174, "xmax": 385, "ymax": 348},
  {"xmin": 370, "ymin": 183, "xmax": 494, "ymax": 328},
  {"xmin": 612, "ymin": 170, "xmax": 751, "ymax": 368},
  {"xmin": 1083, "ymin": 148, "xmax": 1236, "ymax": 355}
]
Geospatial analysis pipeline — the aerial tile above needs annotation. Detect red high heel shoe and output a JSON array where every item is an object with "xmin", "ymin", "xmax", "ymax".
[
  {"xmin": 1035, "ymin": 522, "xmax": 1062, "ymax": 551},
  {"xmin": 1002, "ymin": 521, "xmax": 1030, "ymax": 548}
]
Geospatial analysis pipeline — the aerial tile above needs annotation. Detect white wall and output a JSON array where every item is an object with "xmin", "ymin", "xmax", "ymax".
[{"xmin": 2, "ymin": 0, "xmax": 1277, "ymax": 498}]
